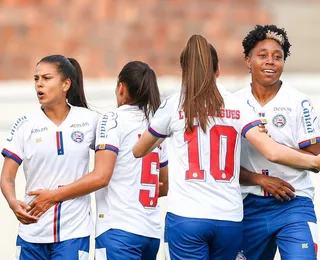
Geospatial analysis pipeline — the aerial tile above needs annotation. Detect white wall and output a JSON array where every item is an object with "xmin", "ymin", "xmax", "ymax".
[{"xmin": 0, "ymin": 74, "xmax": 319, "ymax": 259}]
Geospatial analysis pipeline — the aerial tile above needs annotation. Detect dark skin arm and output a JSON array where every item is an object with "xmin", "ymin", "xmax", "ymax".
[
  {"xmin": 159, "ymin": 165, "xmax": 168, "ymax": 197},
  {"xmin": 240, "ymin": 167, "xmax": 295, "ymax": 201}
]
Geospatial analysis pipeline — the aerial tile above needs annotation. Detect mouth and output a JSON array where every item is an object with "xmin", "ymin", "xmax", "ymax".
[
  {"xmin": 37, "ymin": 91, "xmax": 45, "ymax": 98},
  {"xmin": 262, "ymin": 69, "xmax": 276, "ymax": 75}
]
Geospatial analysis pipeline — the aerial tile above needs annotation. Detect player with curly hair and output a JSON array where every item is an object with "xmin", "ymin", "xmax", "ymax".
[{"xmin": 235, "ymin": 25, "xmax": 319, "ymax": 260}]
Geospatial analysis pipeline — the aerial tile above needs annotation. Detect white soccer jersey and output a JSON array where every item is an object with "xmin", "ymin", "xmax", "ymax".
[
  {"xmin": 94, "ymin": 105, "xmax": 168, "ymax": 239},
  {"xmin": 1, "ymin": 105, "xmax": 99, "ymax": 243},
  {"xmin": 235, "ymin": 84, "xmax": 320, "ymax": 199},
  {"xmin": 148, "ymin": 93, "xmax": 262, "ymax": 222}
]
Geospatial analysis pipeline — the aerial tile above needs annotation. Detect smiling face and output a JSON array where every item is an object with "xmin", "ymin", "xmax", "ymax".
[
  {"xmin": 246, "ymin": 39, "xmax": 284, "ymax": 88},
  {"xmin": 34, "ymin": 62, "xmax": 71, "ymax": 107}
]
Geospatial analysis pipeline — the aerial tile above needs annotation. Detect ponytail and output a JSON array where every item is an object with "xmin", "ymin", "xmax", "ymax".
[
  {"xmin": 118, "ymin": 61, "xmax": 161, "ymax": 121},
  {"xmin": 180, "ymin": 35, "xmax": 223, "ymax": 132},
  {"xmin": 66, "ymin": 58, "xmax": 88, "ymax": 108}
]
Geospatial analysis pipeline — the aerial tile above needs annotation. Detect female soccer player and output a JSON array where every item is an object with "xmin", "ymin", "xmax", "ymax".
[
  {"xmin": 133, "ymin": 34, "xmax": 320, "ymax": 260},
  {"xmin": 236, "ymin": 24, "xmax": 319, "ymax": 260},
  {"xmin": 27, "ymin": 61, "xmax": 168, "ymax": 260},
  {"xmin": 1, "ymin": 55, "xmax": 99, "ymax": 259}
]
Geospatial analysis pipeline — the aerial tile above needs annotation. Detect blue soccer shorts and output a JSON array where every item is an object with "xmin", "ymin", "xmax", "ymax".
[
  {"xmin": 164, "ymin": 212, "xmax": 243, "ymax": 260},
  {"xmin": 95, "ymin": 228, "xmax": 160, "ymax": 260},
  {"xmin": 16, "ymin": 235, "xmax": 89, "ymax": 260},
  {"xmin": 240, "ymin": 194, "xmax": 318, "ymax": 260}
]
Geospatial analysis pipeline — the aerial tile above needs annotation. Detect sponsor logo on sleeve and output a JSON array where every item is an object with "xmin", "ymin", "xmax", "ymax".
[
  {"xmin": 99, "ymin": 112, "xmax": 118, "ymax": 138},
  {"xmin": 301, "ymin": 99, "xmax": 315, "ymax": 134},
  {"xmin": 7, "ymin": 116, "xmax": 27, "ymax": 142}
]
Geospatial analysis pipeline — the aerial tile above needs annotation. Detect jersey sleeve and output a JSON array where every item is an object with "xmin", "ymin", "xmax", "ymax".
[
  {"xmin": 1, "ymin": 116, "xmax": 27, "ymax": 165},
  {"xmin": 295, "ymin": 97, "xmax": 320, "ymax": 148},
  {"xmin": 95, "ymin": 111, "xmax": 121, "ymax": 154},
  {"xmin": 159, "ymin": 140, "xmax": 168, "ymax": 168},
  {"xmin": 224, "ymin": 95, "xmax": 265, "ymax": 138},
  {"xmin": 148, "ymin": 96, "xmax": 174, "ymax": 138},
  {"xmin": 89, "ymin": 111, "xmax": 100, "ymax": 150}
]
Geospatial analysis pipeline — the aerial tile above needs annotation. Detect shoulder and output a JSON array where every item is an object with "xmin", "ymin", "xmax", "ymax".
[
  {"xmin": 159, "ymin": 93, "xmax": 180, "ymax": 110},
  {"xmin": 233, "ymin": 87, "xmax": 250, "ymax": 98}
]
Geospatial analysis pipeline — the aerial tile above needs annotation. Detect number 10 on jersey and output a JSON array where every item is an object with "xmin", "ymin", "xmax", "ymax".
[{"xmin": 185, "ymin": 125, "xmax": 237, "ymax": 182}]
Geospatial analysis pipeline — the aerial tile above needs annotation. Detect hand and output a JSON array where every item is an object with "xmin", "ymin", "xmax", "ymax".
[
  {"xmin": 258, "ymin": 124, "xmax": 269, "ymax": 136},
  {"xmin": 9, "ymin": 199, "xmax": 39, "ymax": 225},
  {"xmin": 27, "ymin": 190, "xmax": 57, "ymax": 218},
  {"xmin": 257, "ymin": 175, "xmax": 296, "ymax": 202}
]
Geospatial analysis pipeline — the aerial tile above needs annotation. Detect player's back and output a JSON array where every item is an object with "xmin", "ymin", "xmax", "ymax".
[
  {"xmin": 95, "ymin": 105, "xmax": 166, "ymax": 239},
  {"xmin": 150, "ymin": 93, "xmax": 247, "ymax": 222}
]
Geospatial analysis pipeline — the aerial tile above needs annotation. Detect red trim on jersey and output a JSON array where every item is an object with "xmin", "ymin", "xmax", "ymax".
[
  {"xmin": 53, "ymin": 203, "xmax": 59, "ymax": 242},
  {"xmin": 1, "ymin": 148, "xmax": 22, "ymax": 165},
  {"xmin": 298, "ymin": 137, "xmax": 320, "ymax": 148},
  {"xmin": 241, "ymin": 120, "xmax": 263, "ymax": 138}
]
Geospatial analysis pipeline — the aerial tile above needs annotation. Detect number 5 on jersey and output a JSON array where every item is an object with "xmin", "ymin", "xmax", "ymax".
[
  {"xmin": 139, "ymin": 152, "xmax": 160, "ymax": 208},
  {"xmin": 185, "ymin": 125, "xmax": 237, "ymax": 182}
]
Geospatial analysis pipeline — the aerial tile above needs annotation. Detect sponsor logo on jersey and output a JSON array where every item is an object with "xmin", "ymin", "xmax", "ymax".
[
  {"xmin": 71, "ymin": 131, "xmax": 84, "ymax": 143},
  {"xmin": 7, "ymin": 116, "xmax": 27, "ymax": 142},
  {"xmin": 274, "ymin": 107, "xmax": 292, "ymax": 112},
  {"xmin": 31, "ymin": 127, "xmax": 48, "ymax": 134},
  {"xmin": 272, "ymin": 114, "xmax": 286, "ymax": 128},
  {"xmin": 301, "ymin": 99, "xmax": 315, "ymax": 134},
  {"xmin": 99, "ymin": 112, "xmax": 118, "ymax": 138},
  {"xmin": 70, "ymin": 122, "xmax": 89, "ymax": 128}
]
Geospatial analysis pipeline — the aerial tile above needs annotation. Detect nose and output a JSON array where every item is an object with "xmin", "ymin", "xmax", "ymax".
[{"xmin": 266, "ymin": 54, "xmax": 274, "ymax": 65}]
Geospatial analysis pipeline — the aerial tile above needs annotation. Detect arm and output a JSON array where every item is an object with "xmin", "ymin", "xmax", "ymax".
[
  {"xmin": 240, "ymin": 166, "xmax": 295, "ymax": 201},
  {"xmin": 159, "ymin": 165, "xmax": 168, "ymax": 197},
  {"xmin": 133, "ymin": 131, "xmax": 164, "ymax": 158},
  {"xmin": 302, "ymin": 143, "xmax": 320, "ymax": 156},
  {"xmin": 28, "ymin": 150, "xmax": 117, "ymax": 217},
  {"xmin": 1, "ymin": 158, "xmax": 38, "ymax": 224},
  {"xmin": 245, "ymin": 126, "xmax": 320, "ymax": 170}
]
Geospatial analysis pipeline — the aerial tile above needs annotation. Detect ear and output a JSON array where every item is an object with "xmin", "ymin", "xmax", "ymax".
[
  {"xmin": 216, "ymin": 64, "xmax": 220, "ymax": 78},
  {"xmin": 245, "ymin": 56, "xmax": 251, "ymax": 72},
  {"xmin": 118, "ymin": 82, "xmax": 125, "ymax": 96},
  {"xmin": 63, "ymin": 78, "xmax": 71, "ymax": 92}
]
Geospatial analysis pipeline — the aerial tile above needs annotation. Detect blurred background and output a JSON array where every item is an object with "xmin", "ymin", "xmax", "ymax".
[{"xmin": 0, "ymin": 0, "xmax": 320, "ymax": 259}]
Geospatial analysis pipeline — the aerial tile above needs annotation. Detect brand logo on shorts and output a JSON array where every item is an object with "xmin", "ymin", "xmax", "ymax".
[
  {"xmin": 272, "ymin": 114, "xmax": 286, "ymax": 128},
  {"xmin": 71, "ymin": 131, "xmax": 84, "ymax": 143},
  {"xmin": 236, "ymin": 252, "xmax": 246, "ymax": 260}
]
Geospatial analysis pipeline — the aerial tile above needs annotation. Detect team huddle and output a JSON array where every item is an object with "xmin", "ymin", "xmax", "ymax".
[{"xmin": 1, "ymin": 24, "xmax": 319, "ymax": 260}]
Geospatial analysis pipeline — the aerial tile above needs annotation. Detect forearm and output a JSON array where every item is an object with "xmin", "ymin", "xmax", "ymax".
[
  {"xmin": 269, "ymin": 143, "xmax": 317, "ymax": 169},
  {"xmin": 239, "ymin": 167, "xmax": 262, "ymax": 186},
  {"xmin": 53, "ymin": 171, "xmax": 107, "ymax": 202},
  {"xmin": 159, "ymin": 182, "xmax": 168, "ymax": 197},
  {"xmin": 1, "ymin": 176, "xmax": 17, "ymax": 208}
]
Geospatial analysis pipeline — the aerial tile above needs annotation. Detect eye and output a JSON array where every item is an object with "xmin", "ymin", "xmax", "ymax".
[
  {"xmin": 34, "ymin": 77, "xmax": 38, "ymax": 82},
  {"xmin": 258, "ymin": 54, "xmax": 266, "ymax": 58},
  {"xmin": 275, "ymin": 55, "xmax": 283, "ymax": 60}
]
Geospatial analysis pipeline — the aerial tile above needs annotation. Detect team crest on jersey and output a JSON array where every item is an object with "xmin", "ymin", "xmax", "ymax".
[
  {"xmin": 236, "ymin": 252, "xmax": 246, "ymax": 260},
  {"xmin": 272, "ymin": 114, "xmax": 286, "ymax": 128},
  {"xmin": 71, "ymin": 131, "xmax": 84, "ymax": 143}
]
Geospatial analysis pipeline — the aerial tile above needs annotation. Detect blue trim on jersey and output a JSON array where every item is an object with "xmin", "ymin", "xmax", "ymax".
[
  {"xmin": 1, "ymin": 148, "xmax": 22, "ymax": 165},
  {"xmin": 56, "ymin": 131, "xmax": 64, "ymax": 155},
  {"xmin": 160, "ymin": 160, "xmax": 168, "ymax": 168},
  {"xmin": 241, "ymin": 120, "xmax": 263, "ymax": 137},
  {"xmin": 57, "ymin": 202, "xmax": 62, "ymax": 242},
  {"xmin": 148, "ymin": 125, "xmax": 167, "ymax": 138},
  {"xmin": 95, "ymin": 144, "xmax": 119, "ymax": 154},
  {"xmin": 299, "ymin": 137, "xmax": 320, "ymax": 148}
]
